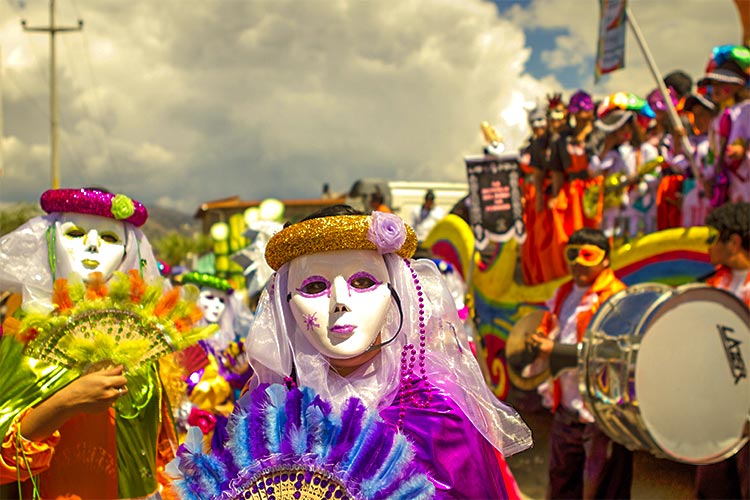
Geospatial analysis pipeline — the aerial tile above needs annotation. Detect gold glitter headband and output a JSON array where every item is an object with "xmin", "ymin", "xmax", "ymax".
[{"xmin": 265, "ymin": 213, "xmax": 417, "ymax": 271}]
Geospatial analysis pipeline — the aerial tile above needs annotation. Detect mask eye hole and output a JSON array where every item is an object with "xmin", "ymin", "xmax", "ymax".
[
  {"xmin": 100, "ymin": 232, "xmax": 121, "ymax": 244},
  {"xmin": 297, "ymin": 276, "xmax": 330, "ymax": 297},
  {"xmin": 579, "ymin": 249, "xmax": 595, "ymax": 260},
  {"xmin": 65, "ymin": 227, "xmax": 85, "ymax": 238},
  {"xmin": 348, "ymin": 272, "xmax": 381, "ymax": 291},
  {"xmin": 565, "ymin": 247, "xmax": 580, "ymax": 262},
  {"xmin": 565, "ymin": 244, "xmax": 605, "ymax": 266},
  {"xmin": 706, "ymin": 228, "xmax": 720, "ymax": 246}
]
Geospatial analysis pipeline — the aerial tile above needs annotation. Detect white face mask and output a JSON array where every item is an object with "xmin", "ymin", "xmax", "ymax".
[
  {"xmin": 198, "ymin": 288, "xmax": 228, "ymax": 323},
  {"xmin": 54, "ymin": 213, "xmax": 127, "ymax": 282},
  {"xmin": 288, "ymin": 249, "xmax": 392, "ymax": 360}
]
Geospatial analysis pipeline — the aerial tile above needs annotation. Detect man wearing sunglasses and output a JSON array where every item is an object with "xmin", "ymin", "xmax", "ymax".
[
  {"xmin": 695, "ymin": 201, "xmax": 750, "ymax": 500},
  {"xmin": 529, "ymin": 227, "xmax": 631, "ymax": 499}
]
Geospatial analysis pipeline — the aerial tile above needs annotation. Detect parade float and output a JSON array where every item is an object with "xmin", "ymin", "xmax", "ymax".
[{"xmin": 425, "ymin": 214, "xmax": 714, "ymax": 399}]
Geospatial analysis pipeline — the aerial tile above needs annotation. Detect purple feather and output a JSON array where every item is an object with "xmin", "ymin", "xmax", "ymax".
[
  {"xmin": 328, "ymin": 397, "xmax": 366, "ymax": 463},
  {"xmin": 280, "ymin": 387, "xmax": 303, "ymax": 454},
  {"xmin": 247, "ymin": 384, "xmax": 272, "ymax": 460},
  {"xmin": 343, "ymin": 419, "xmax": 396, "ymax": 483},
  {"xmin": 306, "ymin": 397, "xmax": 339, "ymax": 460}
]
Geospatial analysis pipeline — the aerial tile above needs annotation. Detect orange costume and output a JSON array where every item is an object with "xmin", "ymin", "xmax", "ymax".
[
  {"xmin": 0, "ymin": 333, "xmax": 179, "ymax": 499},
  {"xmin": 707, "ymin": 264, "xmax": 750, "ymax": 307},
  {"xmin": 537, "ymin": 267, "xmax": 626, "ymax": 410}
]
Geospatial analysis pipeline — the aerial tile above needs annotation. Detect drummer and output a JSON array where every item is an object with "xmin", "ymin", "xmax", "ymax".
[
  {"xmin": 695, "ymin": 201, "xmax": 750, "ymax": 499},
  {"xmin": 529, "ymin": 227, "xmax": 632, "ymax": 499}
]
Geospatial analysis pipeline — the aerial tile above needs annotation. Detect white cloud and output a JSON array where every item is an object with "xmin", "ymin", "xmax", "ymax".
[
  {"xmin": 540, "ymin": 34, "xmax": 589, "ymax": 70},
  {"xmin": 4, "ymin": 0, "xmax": 736, "ymax": 216},
  {"xmin": 508, "ymin": 0, "xmax": 742, "ymax": 98},
  {"xmin": 1, "ymin": 0, "xmax": 556, "ymax": 213}
]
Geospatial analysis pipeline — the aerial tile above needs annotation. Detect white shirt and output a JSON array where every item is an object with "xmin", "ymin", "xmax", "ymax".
[{"xmin": 411, "ymin": 205, "xmax": 445, "ymax": 241}]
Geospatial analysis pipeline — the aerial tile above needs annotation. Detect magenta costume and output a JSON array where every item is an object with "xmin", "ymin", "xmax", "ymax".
[
  {"xmin": 380, "ymin": 377, "xmax": 510, "ymax": 498},
  {"xmin": 243, "ymin": 211, "xmax": 532, "ymax": 498}
]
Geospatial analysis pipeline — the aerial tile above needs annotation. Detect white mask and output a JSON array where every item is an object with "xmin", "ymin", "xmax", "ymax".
[
  {"xmin": 198, "ymin": 288, "xmax": 228, "ymax": 324},
  {"xmin": 54, "ymin": 213, "xmax": 127, "ymax": 282},
  {"xmin": 288, "ymin": 249, "xmax": 391, "ymax": 360}
]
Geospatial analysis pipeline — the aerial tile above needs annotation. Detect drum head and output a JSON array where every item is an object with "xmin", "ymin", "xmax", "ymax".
[
  {"xmin": 635, "ymin": 286, "xmax": 750, "ymax": 464},
  {"xmin": 506, "ymin": 310, "xmax": 550, "ymax": 391}
]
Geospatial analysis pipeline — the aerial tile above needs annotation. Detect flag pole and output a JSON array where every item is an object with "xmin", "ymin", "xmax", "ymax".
[{"xmin": 625, "ymin": 6, "xmax": 704, "ymax": 194}]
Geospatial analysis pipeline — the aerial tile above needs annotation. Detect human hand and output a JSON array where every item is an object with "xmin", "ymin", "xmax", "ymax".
[
  {"xmin": 726, "ymin": 143, "xmax": 746, "ymax": 161},
  {"xmin": 19, "ymin": 365, "xmax": 129, "ymax": 442},
  {"xmin": 528, "ymin": 332, "xmax": 554, "ymax": 358},
  {"xmin": 61, "ymin": 365, "xmax": 129, "ymax": 414}
]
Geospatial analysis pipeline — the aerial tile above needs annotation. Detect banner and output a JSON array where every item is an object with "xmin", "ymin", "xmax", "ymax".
[
  {"xmin": 595, "ymin": 0, "xmax": 628, "ymax": 83},
  {"xmin": 464, "ymin": 153, "xmax": 525, "ymax": 250},
  {"xmin": 735, "ymin": 0, "xmax": 750, "ymax": 47}
]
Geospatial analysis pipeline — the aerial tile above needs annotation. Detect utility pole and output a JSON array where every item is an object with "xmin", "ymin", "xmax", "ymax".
[{"xmin": 22, "ymin": 0, "xmax": 83, "ymax": 189}]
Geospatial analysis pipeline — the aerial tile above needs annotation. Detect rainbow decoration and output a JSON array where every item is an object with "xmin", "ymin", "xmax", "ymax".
[{"xmin": 426, "ymin": 215, "xmax": 713, "ymax": 399}]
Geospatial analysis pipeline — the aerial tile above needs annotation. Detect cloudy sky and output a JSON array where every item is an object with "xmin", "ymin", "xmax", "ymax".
[{"xmin": 0, "ymin": 0, "xmax": 743, "ymax": 213}]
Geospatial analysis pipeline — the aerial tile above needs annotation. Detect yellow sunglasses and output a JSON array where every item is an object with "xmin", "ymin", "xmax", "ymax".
[
  {"xmin": 706, "ymin": 227, "xmax": 720, "ymax": 246},
  {"xmin": 565, "ymin": 244, "xmax": 606, "ymax": 267}
]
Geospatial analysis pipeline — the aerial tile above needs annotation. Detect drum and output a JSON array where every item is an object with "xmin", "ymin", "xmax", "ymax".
[{"xmin": 579, "ymin": 282, "xmax": 750, "ymax": 465}]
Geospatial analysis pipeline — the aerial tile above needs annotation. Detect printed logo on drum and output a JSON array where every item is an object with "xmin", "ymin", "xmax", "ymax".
[{"xmin": 718, "ymin": 325, "xmax": 747, "ymax": 385}]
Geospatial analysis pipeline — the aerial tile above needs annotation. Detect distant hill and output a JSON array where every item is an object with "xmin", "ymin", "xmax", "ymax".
[{"xmin": 140, "ymin": 205, "xmax": 200, "ymax": 241}]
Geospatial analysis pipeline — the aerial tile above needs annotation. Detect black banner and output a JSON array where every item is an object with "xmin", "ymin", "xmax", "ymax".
[{"xmin": 465, "ymin": 153, "xmax": 525, "ymax": 249}]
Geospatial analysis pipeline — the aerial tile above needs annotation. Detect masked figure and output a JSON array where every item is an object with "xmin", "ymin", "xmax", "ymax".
[
  {"xmin": 243, "ymin": 204, "xmax": 532, "ymax": 498},
  {"xmin": 0, "ymin": 188, "xmax": 183, "ymax": 499}
]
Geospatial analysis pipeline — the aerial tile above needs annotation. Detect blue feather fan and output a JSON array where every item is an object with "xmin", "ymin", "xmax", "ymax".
[{"xmin": 167, "ymin": 383, "xmax": 435, "ymax": 500}]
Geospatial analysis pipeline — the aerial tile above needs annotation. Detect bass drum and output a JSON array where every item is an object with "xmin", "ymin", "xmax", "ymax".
[{"xmin": 579, "ymin": 282, "xmax": 750, "ymax": 465}]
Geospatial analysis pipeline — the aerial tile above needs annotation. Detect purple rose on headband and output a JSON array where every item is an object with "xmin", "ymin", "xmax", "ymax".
[{"xmin": 367, "ymin": 211, "xmax": 406, "ymax": 254}]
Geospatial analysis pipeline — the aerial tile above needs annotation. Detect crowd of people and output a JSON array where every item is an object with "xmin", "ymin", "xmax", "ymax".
[{"xmin": 519, "ymin": 44, "xmax": 749, "ymax": 285}]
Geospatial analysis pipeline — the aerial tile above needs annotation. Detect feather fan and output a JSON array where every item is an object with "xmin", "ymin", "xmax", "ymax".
[{"xmin": 169, "ymin": 383, "xmax": 435, "ymax": 500}]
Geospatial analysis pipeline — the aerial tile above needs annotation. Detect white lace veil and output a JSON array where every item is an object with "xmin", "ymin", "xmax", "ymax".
[
  {"xmin": 0, "ymin": 213, "xmax": 163, "ymax": 314},
  {"xmin": 244, "ymin": 252, "xmax": 532, "ymax": 457}
]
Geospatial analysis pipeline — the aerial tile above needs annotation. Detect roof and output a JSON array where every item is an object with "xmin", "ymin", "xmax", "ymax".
[{"xmin": 193, "ymin": 195, "xmax": 346, "ymax": 219}]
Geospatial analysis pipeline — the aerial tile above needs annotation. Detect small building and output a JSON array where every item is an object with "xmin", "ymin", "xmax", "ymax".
[{"xmin": 193, "ymin": 195, "xmax": 346, "ymax": 235}]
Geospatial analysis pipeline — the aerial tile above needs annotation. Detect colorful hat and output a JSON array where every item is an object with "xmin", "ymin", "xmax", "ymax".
[
  {"xmin": 698, "ymin": 44, "xmax": 750, "ymax": 87},
  {"xmin": 683, "ymin": 92, "xmax": 717, "ymax": 112},
  {"xmin": 546, "ymin": 93, "xmax": 566, "ymax": 120},
  {"xmin": 595, "ymin": 92, "xmax": 655, "ymax": 132},
  {"xmin": 528, "ymin": 107, "xmax": 547, "ymax": 127},
  {"xmin": 568, "ymin": 90, "xmax": 594, "ymax": 114},
  {"xmin": 647, "ymin": 87, "xmax": 678, "ymax": 112},
  {"xmin": 40, "ymin": 188, "xmax": 148, "ymax": 227},
  {"xmin": 595, "ymin": 109, "xmax": 634, "ymax": 133},
  {"xmin": 180, "ymin": 271, "xmax": 234, "ymax": 293},
  {"xmin": 265, "ymin": 211, "xmax": 417, "ymax": 271}
]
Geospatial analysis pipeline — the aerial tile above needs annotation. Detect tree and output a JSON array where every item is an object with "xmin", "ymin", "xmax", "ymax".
[
  {"xmin": 0, "ymin": 204, "xmax": 43, "ymax": 236},
  {"xmin": 151, "ymin": 231, "xmax": 213, "ymax": 267}
]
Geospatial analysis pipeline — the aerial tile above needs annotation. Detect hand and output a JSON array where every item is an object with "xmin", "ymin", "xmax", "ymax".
[
  {"xmin": 528, "ymin": 332, "xmax": 554, "ymax": 358},
  {"xmin": 726, "ymin": 143, "xmax": 746, "ymax": 161},
  {"xmin": 20, "ymin": 365, "xmax": 129, "ymax": 442},
  {"xmin": 61, "ymin": 365, "xmax": 129, "ymax": 414}
]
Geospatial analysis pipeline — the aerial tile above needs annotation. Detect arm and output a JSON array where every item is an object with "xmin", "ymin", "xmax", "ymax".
[
  {"xmin": 1, "ymin": 365, "xmax": 128, "ymax": 483},
  {"xmin": 19, "ymin": 365, "xmax": 128, "ymax": 441}
]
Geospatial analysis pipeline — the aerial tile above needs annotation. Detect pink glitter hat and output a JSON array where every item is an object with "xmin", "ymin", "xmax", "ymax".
[{"xmin": 40, "ymin": 188, "xmax": 149, "ymax": 227}]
